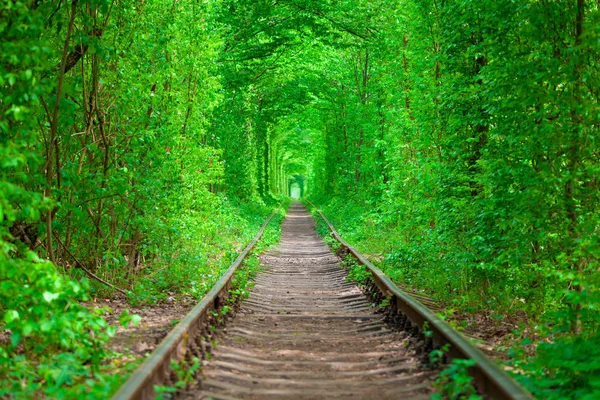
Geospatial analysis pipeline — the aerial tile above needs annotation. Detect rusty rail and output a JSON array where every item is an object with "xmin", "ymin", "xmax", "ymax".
[
  {"xmin": 112, "ymin": 204, "xmax": 283, "ymax": 400},
  {"xmin": 305, "ymin": 200, "xmax": 533, "ymax": 400}
]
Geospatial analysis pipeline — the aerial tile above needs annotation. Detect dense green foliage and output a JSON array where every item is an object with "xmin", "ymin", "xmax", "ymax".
[
  {"xmin": 2, "ymin": 0, "xmax": 600, "ymax": 397},
  {"xmin": 1, "ymin": 0, "xmax": 284, "ymax": 396},
  {"xmin": 209, "ymin": 0, "xmax": 600, "ymax": 397},
  {"xmin": 302, "ymin": 1, "xmax": 600, "ymax": 398}
]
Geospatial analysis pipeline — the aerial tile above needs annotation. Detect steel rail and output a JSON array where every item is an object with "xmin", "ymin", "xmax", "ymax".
[
  {"xmin": 305, "ymin": 200, "xmax": 533, "ymax": 400},
  {"xmin": 112, "ymin": 204, "xmax": 283, "ymax": 400}
]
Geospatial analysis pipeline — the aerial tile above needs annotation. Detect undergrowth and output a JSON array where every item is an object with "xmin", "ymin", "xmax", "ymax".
[
  {"xmin": 308, "ymin": 195, "xmax": 600, "ymax": 399},
  {"xmin": 1, "ymin": 199, "xmax": 286, "ymax": 399},
  {"xmin": 153, "ymin": 203, "xmax": 286, "ymax": 398},
  {"xmin": 90, "ymin": 197, "xmax": 285, "ymax": 304}
]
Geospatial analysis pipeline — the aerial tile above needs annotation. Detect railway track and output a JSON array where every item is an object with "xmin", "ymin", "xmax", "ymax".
[
  {"xmin": 113, "ymin": 202, "xmax": 532, "ymax": 400},
  {"xmin": 186, "ymin": 203, "xmax": 433, "ymax": 399}
]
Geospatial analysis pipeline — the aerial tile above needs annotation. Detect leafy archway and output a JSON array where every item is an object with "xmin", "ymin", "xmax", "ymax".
[{"xmin": 288, "ymin": 174, "xmax": 306, "ymax": 198}]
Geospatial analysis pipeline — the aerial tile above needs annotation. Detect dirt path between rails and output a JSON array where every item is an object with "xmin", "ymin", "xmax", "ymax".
[{"xmin": 183, "ymin": 203, "xmax": 434, "ymax": 400}]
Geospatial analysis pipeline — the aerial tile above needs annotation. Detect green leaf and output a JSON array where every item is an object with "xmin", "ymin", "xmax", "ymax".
[
  {"xmin": 118, "ymin": 310, "xmax": 141, "ymax": 328},
  {"xmin": 10, "ymin": 332, "xmax": 22, "ymax": 347},
  {"xmin": 4, "ymin": 310, "xmax": 19, "ymax": 323},
  {"xmin": 40, "ymin": 320, "xmax": 53, "ymax": 332},
  {"xmin": 43, "ymin": 291, "xmax": 60, "ymax": 303},
  {"xmin": 131, "ymin": 314, "xmax": 142, "ymax": 327}
]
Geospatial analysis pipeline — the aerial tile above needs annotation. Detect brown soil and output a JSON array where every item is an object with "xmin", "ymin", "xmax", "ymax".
[
  {"xmin": 87, "ymin": 298, "xmax": 194, "ymax": 358},
  {"xmin": 449, "ymin": 310, "xmax": 535, "ymax": 361}
]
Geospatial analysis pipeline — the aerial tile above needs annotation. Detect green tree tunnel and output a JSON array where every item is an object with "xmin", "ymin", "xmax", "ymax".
[{"xmin": 1, "ymin": 0, "xmax": 600, "ymax": 397}]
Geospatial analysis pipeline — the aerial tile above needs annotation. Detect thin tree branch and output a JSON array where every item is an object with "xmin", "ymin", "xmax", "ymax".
[{"xmin": 54, "ymin": 232, "xmax": 127, "ymax": 295}]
